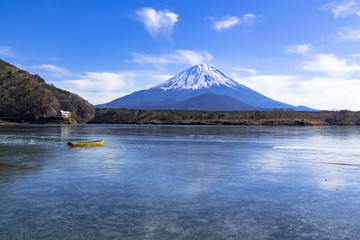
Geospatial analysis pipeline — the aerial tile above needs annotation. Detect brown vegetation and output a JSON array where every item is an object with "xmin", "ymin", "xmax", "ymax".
[{"xmin": 89, "ymin": 108, "xmax": 360, "ymax": 125}]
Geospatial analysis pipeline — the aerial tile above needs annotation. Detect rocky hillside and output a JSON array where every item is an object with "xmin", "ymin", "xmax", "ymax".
[{"xmin": 0, "ymin": 60, "xmax": 94, "ymax": 123}]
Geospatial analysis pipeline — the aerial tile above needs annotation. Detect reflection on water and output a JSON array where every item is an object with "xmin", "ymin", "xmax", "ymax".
[{"xmin": 0, "ymin": 125, "xmax": 360, "ymax": 239}]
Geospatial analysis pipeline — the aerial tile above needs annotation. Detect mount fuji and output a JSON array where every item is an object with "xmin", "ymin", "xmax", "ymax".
[{"xmin": 97, "ymin": 64, "xmax": 314, "ymax": 111}]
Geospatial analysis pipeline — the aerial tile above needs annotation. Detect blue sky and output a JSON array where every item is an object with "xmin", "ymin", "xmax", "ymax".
[{"xmin": 1, "ymin": 0, "xmax": 360, "ymax": 110}]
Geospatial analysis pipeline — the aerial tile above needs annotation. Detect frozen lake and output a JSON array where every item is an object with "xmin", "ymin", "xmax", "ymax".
[{"xmin": 1, "ymin": 124, "xmax": 360, "ymax": 239}]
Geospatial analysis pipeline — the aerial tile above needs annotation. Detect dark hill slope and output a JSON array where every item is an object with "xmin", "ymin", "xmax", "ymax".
[
  {"xmin": 159, "ymin": 93, "xmax": 257, "ymax": 111},
  {"xmin": 0, "ymin": 60, "xmax": 94, "ymax": 123}
]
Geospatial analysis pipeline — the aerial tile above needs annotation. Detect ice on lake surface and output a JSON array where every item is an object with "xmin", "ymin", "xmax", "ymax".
[{"xmin": 0, "ymin": 124, "xmax": 360, "ymax": 239}]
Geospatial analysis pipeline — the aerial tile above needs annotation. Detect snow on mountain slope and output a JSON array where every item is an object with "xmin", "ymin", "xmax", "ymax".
[{"xmin": 155, "ymin": 64, "xmax": 243, "ymax": 90}]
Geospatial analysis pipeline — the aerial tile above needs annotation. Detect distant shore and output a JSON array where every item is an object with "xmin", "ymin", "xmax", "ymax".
[
  {"xmin": 2, "ymin": 109, "xmax": 360, "ymax": 126},
  {"xmin": 88, "ymin": 109, "xmax": 360, "ymax": 126}
]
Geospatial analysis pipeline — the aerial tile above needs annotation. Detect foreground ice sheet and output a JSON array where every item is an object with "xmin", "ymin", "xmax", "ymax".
[{"xmin": 0, "ymin": 125, "xmax": 360, "ymax": 239}]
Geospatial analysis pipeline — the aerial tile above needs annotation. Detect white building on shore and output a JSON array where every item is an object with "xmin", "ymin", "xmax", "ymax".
[{"xmin": 58, "ymin": 110, "xmax": 71, "ymax": 119}]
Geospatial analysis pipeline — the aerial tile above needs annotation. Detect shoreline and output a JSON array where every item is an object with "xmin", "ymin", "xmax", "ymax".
[
  {"xmin": 88, "ymin": 109, "xmax": 360, "ymax": 126},
  {"xmin": 88, "ymin": 118, "xmax": 328, "ymax": 126},
  {"xmin": 2, "ymin": 109, "xmax": 360, "ymax": 126},
  {"xmin": 1, "ymin": 119, "xmax": 357, "ymax": 126}
]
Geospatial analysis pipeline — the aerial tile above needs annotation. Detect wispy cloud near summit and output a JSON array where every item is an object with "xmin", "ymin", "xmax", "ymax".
[{"xmin": 131, "ymin": 50, "xmax": 213, "ymax": 66}]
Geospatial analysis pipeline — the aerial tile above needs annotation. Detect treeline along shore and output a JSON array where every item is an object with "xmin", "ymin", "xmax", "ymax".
[{"xmin": 88, "ymin": 108, "xmax": 360, "ymax": 126}]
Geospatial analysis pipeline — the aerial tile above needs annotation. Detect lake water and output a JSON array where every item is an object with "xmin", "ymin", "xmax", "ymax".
[{"xmin": 0, "ymin": 124, "xmax": 360, "ymax": 239}]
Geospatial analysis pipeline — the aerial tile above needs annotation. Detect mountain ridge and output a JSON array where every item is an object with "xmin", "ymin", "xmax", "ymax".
[{"xmin": 97, "ymin": 64, "xmax": 315, "ymax": 111}]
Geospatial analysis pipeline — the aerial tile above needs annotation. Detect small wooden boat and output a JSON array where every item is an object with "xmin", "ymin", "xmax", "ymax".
[{"xmin": 67, "ymin": 140, "xmax": 104, "ymax": 147}]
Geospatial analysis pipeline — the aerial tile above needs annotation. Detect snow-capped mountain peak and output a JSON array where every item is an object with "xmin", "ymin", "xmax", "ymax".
[
  {"xmin": 97, "ymin": 63, "xmax": 315, "ymax": 111},
  {"xmin": 154, "ymin": 64, "xmax": 241, "ymax": 90}
]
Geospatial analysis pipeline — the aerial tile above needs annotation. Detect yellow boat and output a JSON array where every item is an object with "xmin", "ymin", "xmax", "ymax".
[{"xmin": 67, "ymin": 140, "xmax": 104, "ymax": 147}]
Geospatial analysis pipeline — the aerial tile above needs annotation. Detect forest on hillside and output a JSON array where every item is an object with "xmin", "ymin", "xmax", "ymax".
[
  {"xmin": 0, "ymin": 60, "xmax": 94, "ymax": 123},
  {"xmin": 89, "ymin": 108, "xmax": 360, "ymax": 126}
]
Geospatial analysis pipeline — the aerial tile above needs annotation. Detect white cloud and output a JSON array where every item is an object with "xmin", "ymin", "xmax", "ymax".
[
  {"xmin": 176, "ymin": 50, "xmax": 213, "ymax": 65},
  {"xmin": 234, "ymin": 74, "xmax": 300, "ymax": 102},
  {"xmin": 337, "ymin": 27, "xmax": 360, "ymax": 40},
  {"xmin": 295, "ymin": 77, "xmax": 360, "ymax": 110},
  {"xmin": 322, "ymin": 0, "xmax": 360, "ymax": 18},
  {"xmin": 238, "ymin": 48, "xmax": 360, "ymax": 110},
  {"xmin": 302, "ymin": 53, "xmax": 360, "ymax": 77},
  {"xmin": 136, "ymin": 8, "xmax": 178, "ymax": 38},
  {"xmin": 285, "ymin": 45, "xmax": 360, "ymax": 77},
  {"xmin": 59, "ymin": 71, "xmax": 137, "ymax": 104},
  {"xmin": 31, "ymin": 64, "xmax": 73, "ymax": 79},
  {"xmin": 21, "ymin": 62, "xmax": 176, "ymax": 105},
  {"xmin": 231, "ymin": 67, "xmax": 257, "ymax": 75},
  {"xmin": 58, "ymin": 70, "xmax": 171, "ymax": 104},
  {"xmin": 213, "ymin": 16, "xmax": 240, "ymax": 31},
  {"xmin": 0, "ymin": 46, "xmax": 15, "ymax": 57},
  {"xmin": 285, "ymin": 44, "xmax": 313, "ymax": 56},
  {"xmin": 65, "ymin": 72, "xmax": 131, "ymax": 92},
  {"xmin": 131, "ymin": 50, "xmax": 213, "ymax": 66},
  {"xmin": 242, "ymin": 14, "xmax": 257, "ymax": 24},
  {"xmin": 233, "ymin": 74, "xmax": 360, "ymax": 111},
  {"xmin": 213, "ymin": 14, "xmax": 257, "ymax": 31}
]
